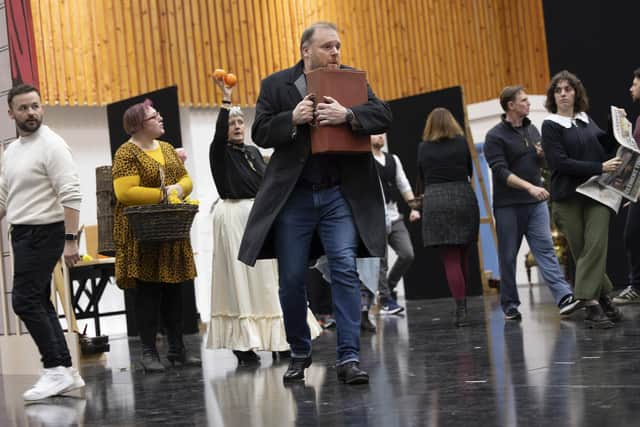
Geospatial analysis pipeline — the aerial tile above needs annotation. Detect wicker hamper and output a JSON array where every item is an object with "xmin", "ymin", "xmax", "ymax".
[
  {"xmin": 124, "ymin": 203, "xmax": 198, "ymax": 243},
  {"xmin": 96, "ymin": 166, "xmax": 116, "ymax": 256}
]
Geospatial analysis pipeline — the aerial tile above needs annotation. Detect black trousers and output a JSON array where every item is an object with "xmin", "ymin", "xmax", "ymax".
[
  {"xmin": 11, "ymin": 222, "xmax": 71, "ymax": 369},
  {"xmin": 625, "ymin": 202, "xmax": 640, "ymax": 288},
  {"xmin": 135, "ymin": 281, "xmax": 184, "ymax": 352}
]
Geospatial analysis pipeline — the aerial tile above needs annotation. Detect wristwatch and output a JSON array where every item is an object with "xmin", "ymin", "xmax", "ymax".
[
  {"xmin": 345, "ymin": 108, "xmax": 354, "ymax": 125},
  {"xmin": 64, "ymin": 233, "xmax": 78, "ymax": 241}
]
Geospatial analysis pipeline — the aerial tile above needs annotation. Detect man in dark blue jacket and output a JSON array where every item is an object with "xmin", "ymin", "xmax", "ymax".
[{"xmin": 484, "ymin": 86, "xmax": 580, "ymax": 320}]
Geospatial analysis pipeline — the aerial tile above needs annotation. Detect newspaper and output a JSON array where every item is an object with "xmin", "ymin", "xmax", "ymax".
[
  {"xmin": 576, "ymin": 176, "xmax": 623, "ymax": 212},
  {"xmin": 576, "ymin": 106, "xmax": 640, "ymax": 211}
]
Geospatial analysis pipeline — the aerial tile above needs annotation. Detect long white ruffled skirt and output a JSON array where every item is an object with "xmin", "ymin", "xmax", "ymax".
[{"xmin": 206, "ymin": 199, "xmax": 321, "ymax": 351}]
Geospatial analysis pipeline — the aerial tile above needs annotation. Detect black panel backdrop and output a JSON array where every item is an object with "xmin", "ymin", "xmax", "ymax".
[
  {"xmin": 106, "ymin": 86, "xmax": 199, "ymax": 335},
  {"xmin": 543, "ymin": 1, "xmax": 640, "ymax": 287},
  {"xmin": 387, "ymin": 87, "xmax": 482, "ymax": 299},
  {"xmin": 106, "ymin": 85, "xmax": 183, "ymax": 156}
]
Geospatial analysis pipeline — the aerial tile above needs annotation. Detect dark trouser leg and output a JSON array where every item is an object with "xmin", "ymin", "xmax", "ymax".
[
  {"xmin": 316, "ymin": 187, "xmax": 360, "ymax": 365},
  {"xmin": 274, "ymin": 186, "xmax": 316, "ymax": 358},
  {"xmin": 386, "ymin": 220, "xmax": 415, "ymax": 294},
  {"xmin": 160, "ymin": 283, "xmax": 184, "ymax": 353},
  {"xmin": 494, "ymin": 206, "xmax": 525, "ymax": 313},
  {"xmin": 624, "ymin": 202, "xmax": 640, "ymax": 288},
  {"xmin": 135, "ymin": 281, "xmax": 163, "ymax": 352},
  {"xmin": 377, "ymin": 246, "xmax": 391, "ymax": 300},
  {"xmin": 11, "ymin": 223, "xmax": 71, "ymax": 369}
]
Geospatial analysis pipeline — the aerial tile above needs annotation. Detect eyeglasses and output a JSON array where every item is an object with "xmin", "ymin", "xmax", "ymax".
[{"xmin": 143, "ymin": 112, "xmax": 161, "ymax": 122}]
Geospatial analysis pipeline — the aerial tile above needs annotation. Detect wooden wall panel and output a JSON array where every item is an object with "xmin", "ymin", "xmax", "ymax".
[{"xmin": 30, "ymin": 0, "xmax": 550, "ymax": 107}]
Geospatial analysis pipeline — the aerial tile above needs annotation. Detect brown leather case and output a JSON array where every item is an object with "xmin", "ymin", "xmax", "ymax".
[{"xmin": 306, "ymin": 68, "xmax": 371, "ymax": 153}]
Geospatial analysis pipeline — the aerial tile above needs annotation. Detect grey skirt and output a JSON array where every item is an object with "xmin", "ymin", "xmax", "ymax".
[{"xmin": 422, "ymin": 181, "xmax": 480, "ymax": 247}]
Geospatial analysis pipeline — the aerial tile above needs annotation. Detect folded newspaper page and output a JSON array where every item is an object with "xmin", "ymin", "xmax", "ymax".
[
  {"xmin": 576, "ymin": 107, "xmax": 640, "ymax": 209},
  {"xmin": 611, "ymin": 106, "xmax": 639, "ymax": 151},
  {"xmin": 577, "ymin": 176, "xmax": 623, "ymax": 213}
]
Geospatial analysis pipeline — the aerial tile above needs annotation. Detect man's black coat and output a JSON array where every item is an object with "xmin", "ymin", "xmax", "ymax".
[{"xmin": 238, "ymin": 60, "xmax": 392, "ymax": 266}]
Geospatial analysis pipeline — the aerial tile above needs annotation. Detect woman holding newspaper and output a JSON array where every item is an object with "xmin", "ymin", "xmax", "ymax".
[{"xmin": 541, "ymin": 70, "xmax": 622, "ymax": 329}]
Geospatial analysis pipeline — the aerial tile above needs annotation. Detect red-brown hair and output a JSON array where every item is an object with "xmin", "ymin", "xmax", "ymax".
[{"xmin": 123, "ymin": 99, "xmax": 153, "ymax": 136}]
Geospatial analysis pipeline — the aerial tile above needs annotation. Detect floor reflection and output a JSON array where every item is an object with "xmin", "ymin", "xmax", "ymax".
[
  {"xmin": 24, "ymin": 396, "xmax": 87, "ymax": 426},
  {"xmin": 2, "ymin": 287, "xmax": 640, "ymax": 426}
]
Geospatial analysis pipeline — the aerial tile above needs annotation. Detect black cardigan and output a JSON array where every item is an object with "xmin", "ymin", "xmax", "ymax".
[
  {"xmin": 209, "ymin": 108, "xmax": 266, "ymax": 199},
  {"xmin": 541, "ymin": 114, "xmax": 615, "ymax": 201}
]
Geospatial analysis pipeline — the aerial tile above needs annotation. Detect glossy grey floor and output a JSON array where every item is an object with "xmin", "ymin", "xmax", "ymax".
[{"xmin": 2, "ymin": 285, "xmax": 640, "ymax": 426}]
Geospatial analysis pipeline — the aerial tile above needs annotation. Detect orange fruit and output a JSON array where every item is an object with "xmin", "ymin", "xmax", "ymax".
[
  {"xmin": 223, "ymin": 73, "xmax": 237, "ymax": 87},
  {"xmin": 213, "ymin": 68, "xmax": 226, "ymax": 81}
]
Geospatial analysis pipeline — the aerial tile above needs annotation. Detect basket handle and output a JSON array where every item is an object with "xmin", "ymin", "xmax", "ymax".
[{"xmin": 159, "ymin": 167, "xmax": 168, "ymax": 204}]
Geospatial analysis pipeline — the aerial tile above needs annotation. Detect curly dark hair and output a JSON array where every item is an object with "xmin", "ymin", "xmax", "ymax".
[{"xmin": 544, "ymin": 70, "xmax": 589, "ymax": 114}]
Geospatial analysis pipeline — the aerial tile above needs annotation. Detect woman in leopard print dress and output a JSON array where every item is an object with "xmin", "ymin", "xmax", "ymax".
[{"xmin": 112, "ymin": 99, "xmax": 198, "ymax": 372}]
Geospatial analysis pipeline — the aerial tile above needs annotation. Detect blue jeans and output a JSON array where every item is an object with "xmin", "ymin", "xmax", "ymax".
[
  {"xmin": 494, "ymin": 202, "xmax": 572, "ymax": 313},
  {"xmin": 274, "ymin": 185, "xmax": 360, "ymax": 365}
]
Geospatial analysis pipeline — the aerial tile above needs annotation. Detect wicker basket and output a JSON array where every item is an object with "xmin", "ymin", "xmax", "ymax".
[
  {"xmin": 123, "ymin": 167, "xmax": 198, "ymax": 243},
  {"xmin": 124, "ymin": 203, "xmax": 198, "ymax": 243},
  {"xmin": 96, "ymin": 166, "xmax": 116, "ymax": 256}
]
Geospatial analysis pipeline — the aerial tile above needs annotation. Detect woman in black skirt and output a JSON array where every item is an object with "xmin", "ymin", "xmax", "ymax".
[{"xmin": 417, "ymin": 108, "xmax": 480, "ymax": 326}]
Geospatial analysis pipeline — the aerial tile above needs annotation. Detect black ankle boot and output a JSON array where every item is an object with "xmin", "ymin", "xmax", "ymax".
[
  {"xmin": 140, "ymin": 347, "xmax": 165, "ymax": 373},
  {"xmin": 455, "ymin": 299, "xmax": 469, "ymax": 327},
  {"xmin": 599, "ymin": 295, "xmax": 622, "ymax": 322},
  {"xmin": 233, "ymin": 350, "xmax": 261, "ymax": 366},
  {"xmin": 167, "ymin": 347, "xmax": 202, "ymax": 367},
  {"xmin": 360, "ymin": 310, "xmax": 376, "ymax": 333},
  {"xmin": 584, "ymin": 304, "xmax": 615, "ymax": 329}
]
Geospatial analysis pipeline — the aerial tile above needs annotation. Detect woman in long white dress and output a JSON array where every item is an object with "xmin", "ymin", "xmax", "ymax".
[{"xmin": 206, "ymin": 76, "xmax": 321, "ymax": 365}]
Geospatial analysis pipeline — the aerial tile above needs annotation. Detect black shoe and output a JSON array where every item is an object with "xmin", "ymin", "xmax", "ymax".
[
  {"xmin": 140, "ymin": 348, "xmax": 165, "ymax": 373},
  {"xmin": 283, "ymin": 356, "xmax": 312, "ymax": 382},
  {"xmin": 167, "ymin": 348, "xmax": 202, "ymax": 367},
  {"xmin": 584, "ymin": 304, "xmax": 615, "ymax": 329},
  {"xmin": 504, "ymin": 307, "xmax": 522, "ymax": 321},
  {"xmin": 337, "ymin": 361, "xmax": 369, "ymax": 385},
  {"xmin": 599, "ymin": 295, "xmax": 623, "ymax": 322},
  {"xmin": 558, "ymin": 295, "xmax": 584, "ymax": 316},
  {"xmin": 360, "ymin": 311, "xmax": 377, "ymax": 333},
  {"xmin": 455, "ymin": 299, "xmax": 469, "ymax": 327},
  {"xmin": 233, "ymin": 350, "xmax": 261, "ymax": 366}
]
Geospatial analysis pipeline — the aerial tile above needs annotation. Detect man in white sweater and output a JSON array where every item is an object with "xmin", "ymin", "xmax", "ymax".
[{"xmin": 1, "ymin": 84, "xmax": 84, "ymax": 401}]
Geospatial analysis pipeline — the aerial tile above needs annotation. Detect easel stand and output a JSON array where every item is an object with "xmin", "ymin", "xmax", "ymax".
[{"xmin": 462, "ymin": 88, "xmax": 499, "ymax": 294}]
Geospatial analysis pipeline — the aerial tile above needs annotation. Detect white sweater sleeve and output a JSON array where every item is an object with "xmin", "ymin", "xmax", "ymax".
[
  {"xmin": 0, "ymin": 172, "xmax": 6, "ymax": 219},
  {"xmin": 46, "ymin": 138, "xmax": 82, "ymax": 211},
  {"xmin": 393, "ymin": 154, "xmax": 412, "ymax": 194}
]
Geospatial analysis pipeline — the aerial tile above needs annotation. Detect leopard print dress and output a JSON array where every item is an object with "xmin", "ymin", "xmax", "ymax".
[{"xmin": 112, "ymin": 141, "xmax": 197, "ymax": 289}]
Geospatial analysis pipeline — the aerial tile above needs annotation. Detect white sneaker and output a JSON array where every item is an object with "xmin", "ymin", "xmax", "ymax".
[
  {"xmin": 23, "ymin": 366, "xmax": 74, "ymax": 401},
  {"xmin": 58, "ymin": 368, "xmax": 86, "ymax": 395}
]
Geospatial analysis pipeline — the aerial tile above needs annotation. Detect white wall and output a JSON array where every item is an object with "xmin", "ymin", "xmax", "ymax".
[{"xmin": 467, "ymin": 95, "xmax": 548, "ymax": 142}]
